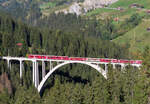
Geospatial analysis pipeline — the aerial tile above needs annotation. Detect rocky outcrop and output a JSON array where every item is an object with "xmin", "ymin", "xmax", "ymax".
[
  {"xmin": 83, "ymin": 0, "xmax": 118, "ymax": 6},
  {"xmin": 0, "ymin": 73, "xmax": 12, "ymax": 94},
  {"xmin": 56, "ymin": 0, "xmax": 119, "ymax": 15},
  {"xmin": 68, "ymin": 2, "xmax": 83, "ymax": 15},
  {"xmin": 56, "ymin": 2, "xmax": 83, "ymax": 15},
  {"xmin": 83, "ymin": 0, "xmax": 118, "ymax": 10}
]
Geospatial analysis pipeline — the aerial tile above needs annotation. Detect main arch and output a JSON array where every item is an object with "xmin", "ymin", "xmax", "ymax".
[{"xmin": 37, "ymin": 61, "xmax": 107, "ymax": 92}]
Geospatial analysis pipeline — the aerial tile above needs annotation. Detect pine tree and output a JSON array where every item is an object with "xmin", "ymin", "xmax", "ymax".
[
  {"xmin": 71, "ymin": 83, "xmax": 84, "ymax": 104},
  {"xmin": 83, "ymin": 83, "xmax": 94, "ymax": 104},
  {"xmin": 14, "ymin": 86, "xmax": 41, "ymax": 104},
  {"xmin": 107, "ymin": 65, "xmax": 122, "ymax": 104},
  {"xmin": 60, "ymin": 83, "xmax": 74, "ymax": 104},
  {"xmin": 0, "ymin": 90, "xmax": 12, "ymax": 104},
  {"xmin": 122, "ymin": 65, "xmax": 138, "ymax": 104},
  {"xmin": 92, "ymin": 75, "xmax": 108, "ymax": 104},
  {"xmin": 44, "ymin": 76, "xmax": 62, "ymax": 104}
]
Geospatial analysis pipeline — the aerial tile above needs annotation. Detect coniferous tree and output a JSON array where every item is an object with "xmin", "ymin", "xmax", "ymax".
[
  {"xmin": 92, "ymin": 75, "xmax": 108, "ymax": 104},
  {"xmin": 133, "ymin": 47, "xmax": 150, "ymax": 104},
  {"xmin": 107, "ymin": 65, "xmax": 122, "ymax": 104}
]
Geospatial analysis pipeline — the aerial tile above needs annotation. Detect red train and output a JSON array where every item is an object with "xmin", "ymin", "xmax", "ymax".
[{"xmin": 28, "ymin": 54, "xmax": 142, "ymax": 64}]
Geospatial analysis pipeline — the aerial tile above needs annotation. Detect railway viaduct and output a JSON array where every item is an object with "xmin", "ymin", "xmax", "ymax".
[{"xmin": 1, "ymin": 55, "xmax": 141, "ymax": 93}]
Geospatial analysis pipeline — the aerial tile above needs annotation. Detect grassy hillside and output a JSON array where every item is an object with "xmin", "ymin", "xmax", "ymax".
[
  {"xmin": 86, "ymin": 0, "xmax": 150, "ymax": 19},
  {"xmin": 86, "ymin": 8, "xmax": 118, "ymax": 17},
  {"xmin": 113, "ymin": 20, "xmax": 150, "ymax": 53},
  {"xmin": 85, "ymin": 0, "xmax": 150, "ymax": 56},
  {"xmin": 110, "ymin": 0, "xmax": 150, "ymax": 9}
]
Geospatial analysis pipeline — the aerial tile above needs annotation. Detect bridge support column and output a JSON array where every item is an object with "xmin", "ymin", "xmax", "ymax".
[
  {"xmin": 32, "ymin": 61, "xmax": 35, "ymax": 83},
  {"xmin": 35, "ymin": 61, "xmax": 39, "ymax": 88},
  {"xmin": 113, "ymin": 64, "xmax": 116, "ymax": 69},
  {"xmin": 9, "ymin": 61, "xmax": 11, "ymax": 70},
  {"xmin": 7, "ymin": 59, "xmax": 11, "ymax": 70},
  {"xmin": 137, "ymin": 65, "xmax": 141, "ymax": 69},
  {"xmin": 105, "ymin": 64, "xmax": 108, "ymax": 73},
  {"xmin": 121, "ymin": 64, "xmax": 125, "ymax": 70},
  {"xmin": 37, "ymin": 62, "xmax": 39, "ymax": 87},
  {"xmin": 42, "ymin": 61, "xmax": 45, "ymax": 79},
  {"xmin": 20, "ymin": 60, "xmax": 23, "ymax": 78},
  {"xmin": 7, "ymin": 59, "xmax": 10, "ymax": 68},
  {"xmin": 49, "ymin": 61, "xmax": 53, "ymax": 71}
]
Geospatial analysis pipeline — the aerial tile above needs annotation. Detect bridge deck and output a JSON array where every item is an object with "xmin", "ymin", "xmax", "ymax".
[{"xmin": 2, "ymin": 56, "xmax": 142, "ymax": 66}]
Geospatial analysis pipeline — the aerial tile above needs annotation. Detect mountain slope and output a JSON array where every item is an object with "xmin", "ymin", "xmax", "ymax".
[
  {"xmin": 110, "ymin": 0, "xmax": 150, "ymax": 9},
  {"xmin": 0, "ymin": 0, "xmax": 82, "ymax": 22},
  {"xmin": 113, "ymin": 20, "xmax": 150, "ymax": 52}
]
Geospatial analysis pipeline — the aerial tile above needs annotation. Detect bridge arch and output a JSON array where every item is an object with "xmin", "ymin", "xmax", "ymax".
[{"xmin": 37, "ymin": 61, "xmax": 106, "ymax": 92}]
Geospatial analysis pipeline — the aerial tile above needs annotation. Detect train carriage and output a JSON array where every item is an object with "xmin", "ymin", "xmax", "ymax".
[{"xmin": 27, "ymin": 54, "xmax": 142, "ymax": 65}]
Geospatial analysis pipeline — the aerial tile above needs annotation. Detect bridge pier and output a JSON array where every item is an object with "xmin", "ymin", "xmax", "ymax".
[
  {"xmin": 42, "ymin": 61, "xmax": 45, "ymax": 79},
  {"xmin": 32, "ymin": 61, "xmax": 39, "ymax": 88},
  {"xmin": 113, "ymin": 64, "xmax": 116, "ymax": 69},
  {"xmin": 34, "ymin": 61, "xmax": 39, "ymax": 88},
  {"xmin": 32, "ymin": 61, "xmax": 35, "ymax": 83},
  {"xmin": 36, "ymin": 62, "xmax": 39, "ymax": 87},
  {"xmin": 121, "ymin": 64, "xmax": 125, "ymax": 70},
  {"xmin": 20, "ymin": 60, "xmax": 23, "ymax": 78},
  {"xmin": 9, "ymin": 61, "xmax": 11, "ymax": 70},
  {"xmin": 7, "ymin": 59, "xmax": 10, "ymax": 68},
  {"xmin": 7, "ymin": 59, "xmax": 12, "ymax": 70},
  {"xmin": 34, "ymin": 61, "xmax": 37, "ymax": 88},
  {"xmin": 105, "ymin": 64, "xmax": 108, "ymax": 73},
  {"xmin": 49, "ymin": 61, "xmax": 53, "ymax": 71}
]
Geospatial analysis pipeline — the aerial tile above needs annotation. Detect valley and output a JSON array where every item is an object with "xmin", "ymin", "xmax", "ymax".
[{"xmin": 0, "ymin": 0, "xmax": 150, "ymax": 104}]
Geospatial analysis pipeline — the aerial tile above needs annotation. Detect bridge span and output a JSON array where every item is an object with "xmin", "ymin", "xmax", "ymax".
[{"xmin": 1, "ymin": 55, "xmax": 142, "ymax": 92}]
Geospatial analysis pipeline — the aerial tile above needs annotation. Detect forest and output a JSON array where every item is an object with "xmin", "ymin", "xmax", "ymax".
[{"xmin": 0, "ymin": 9, "xmax": 150, "ymax": 104}]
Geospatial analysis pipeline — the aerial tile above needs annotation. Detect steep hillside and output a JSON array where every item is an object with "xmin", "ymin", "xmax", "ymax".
[
  {"xmin": 113, "ymin": 21, "xmax": 150, "ymax": 53},
  {"xmin": 111, "ymin": 0, "xmax": 150, "ymax": 53},
  {"xmin": 110, "ymin": 0, "xmax": 150, "ymax": 9},
  {"xmin": 86, "ymin": 0, "xmax": 150, "ymax": 20}
]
